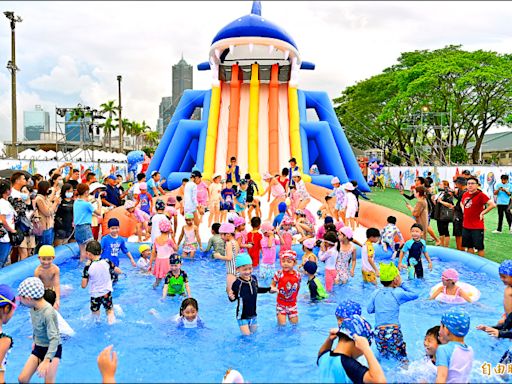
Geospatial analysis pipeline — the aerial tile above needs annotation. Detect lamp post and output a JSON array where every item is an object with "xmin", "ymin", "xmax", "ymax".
[
  {"xmin": 117, "ymin": 75, "xmax": 123, "ymax": 152},
  {"xmin": 4, "ymin": 11, "xmax": 22, "ymax": 159}
]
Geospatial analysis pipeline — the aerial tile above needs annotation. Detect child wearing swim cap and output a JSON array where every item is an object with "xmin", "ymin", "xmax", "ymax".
[
  {"xmin": 162, "ymin": 254, "xmax": 191, "ymax": 300},
  {"xmin": 34, "ymin": 245, "xmax": 61, "ymax": 310},
  {"xmin": 228, "ymin": 254, "xmax": 271, "ymax": 335},
  {"xmin": 18, "ymin": 277, "xmax": 62, "ymax": 383},
  {"xmin": 317, "ymin": 315, "xmax": 385, "ymax": 383},
  {"xmin": 398, "ymin": 223, "xmax": 433, "ymax": 279},
  {"xmin": 213, "ymin": 223, "xmax": 239, "ymax": 293},
  {"xmin": 436, "ymin": 308, "xmax": 473, "ymax": 383},
  {"xmin": 367, "ymin": 262, "xmax": 418, "ymax": 366},
  {"xmin": 303, "ymin": 261, "xmax": 328, "ymax": 301},
  {"xmin": 101, "ymin": 218, "xmax": 137, "ymax": 275},
  {"xmin": 259, "ymin": 221, "xmax": 279, "ymax": 282},
  {"xmin": 0, "ymin": 284, "xmax": 16, "ymax": 382},
  {"xmin": 178, "ymin": 213, "xmax": 202, "ymax": 258},
  {"xmin": 476, "ymin": 259, "xmax": 512, "ymax": 364},
  {"xmin": 137, "ymin": 244, "xmax": 151, "ymax": 272},
  {"xmin": 335, "ymin": 300, "xmax": 362, "ymax": 327},
  {"xmin": 429, "ymin": 269, "xmax": 472, "ymax": 303},
  {"xmin": 270, "ymin": 250, "xmax": 301, "ymax": 325},
  {"xmin": 149, "ymin": 218, "xmax": 178, "ymax": 289},
  {"xmin": 318, "ymin": 232, "xmax": 340, "ymax": 292},
  {"xmin": 176, "ymin": 298, "xmax": 204, "ymax": 329},
  {"xmin": 297, "ymin": 238, "xmax": 318, "ymax": 273}
]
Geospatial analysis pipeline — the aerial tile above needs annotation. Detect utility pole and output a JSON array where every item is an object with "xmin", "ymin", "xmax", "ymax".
[
  {"xmin": 117, "ymin": 75, "xmax": 123, "ymax": 152},
  {"xmin": 4, "ymin": 11, "xmax": 22, "ymax": 159}
]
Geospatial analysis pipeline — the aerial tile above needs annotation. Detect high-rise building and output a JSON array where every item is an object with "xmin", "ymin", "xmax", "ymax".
[
  {"xmin": 159, "ymin": 96, "xmax": 173, "ymax": 133},
  {"xmin": 23, "ymin": 105, "xmax": 50, "ymax": 141}
]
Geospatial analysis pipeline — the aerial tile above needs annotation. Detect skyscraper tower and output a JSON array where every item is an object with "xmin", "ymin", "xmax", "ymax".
[{"xmin": 171, "ymin": 54, "xmax": 193, "ymax": 114}]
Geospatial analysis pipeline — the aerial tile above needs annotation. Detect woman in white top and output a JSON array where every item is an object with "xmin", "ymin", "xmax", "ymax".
[
  {"xmin": 0, "ymin": 179, "xmax": 17, "ymax": 268},
  {"xmin": 208, "ymin": 174, "xmax": 223, "ymax": 227}
]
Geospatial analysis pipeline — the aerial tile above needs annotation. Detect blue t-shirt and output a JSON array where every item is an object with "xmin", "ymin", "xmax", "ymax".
[
  {"xmin": 495, "ymin": 182, "xmax": 512, "ymax": 205},
  {"xmin": 105, "ymin": 185, "xmax": 121, "ymax": 207},
  {"xmin": 101, "ymin": 234, "xmax": 129, "ymax": 267},
  {"xmin": 235, "ymin": 190, "xmax": 247, "ymax": 212},
  {"xmin": 273, "ymin": 213, "xmax": 285, "ymax": 228},
  {"xmin": 73, "ymin": 199, "xmax": 94, "ymax": 226},
  {"xmin": 317, "ymin": 350, "xmax": 368, "ymax": 383},
  {"xmin": 367, "ymin": 284, "xmax": 418, "ymax": 327},
  {"xmin": 147, "ymin": 178, "xmax": 157, "ymax": 197},
  {"xmin": 137, "ymin": 192, "xmax": 151, "ymax": 215}
]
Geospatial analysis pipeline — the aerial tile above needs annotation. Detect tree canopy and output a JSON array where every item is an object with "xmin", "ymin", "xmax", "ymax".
[{"xmin": 334, "ymin": 45, "xmax": 512, "ymax": 165}]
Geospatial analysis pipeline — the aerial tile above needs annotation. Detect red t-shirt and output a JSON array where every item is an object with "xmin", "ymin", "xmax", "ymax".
[
  {"xmin": 247, "ymin": 231, "xmax": 262, "ymax": 267},
  {"xmin": 272, "ymin": 269, "xmax": 301, "ymax": 306},
  {"xmin": 461, "ymin": 190, "xmax": 490, "ymax": 230}
]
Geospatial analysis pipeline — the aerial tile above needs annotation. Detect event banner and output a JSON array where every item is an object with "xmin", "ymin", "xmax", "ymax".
[
  {"xmin": 0, "ymin": 159, "xmax": 128, "ymax": 180},
  {"xmin": 378, "ymin": 166, "xmax": 512, "ymax": 199}
]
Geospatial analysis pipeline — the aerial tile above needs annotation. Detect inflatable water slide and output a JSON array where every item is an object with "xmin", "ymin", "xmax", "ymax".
[{"xmin": 147, "ymin": 1, "xmax": 370, "ymax": 193}]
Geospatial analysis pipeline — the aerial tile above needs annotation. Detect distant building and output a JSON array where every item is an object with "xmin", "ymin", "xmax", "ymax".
[
  {"xmin": 159, "ymin": 96, "xmax": 173, "ymax": 133},
  {"xmin": 158, "ymin": 56, "xmax": 201, "ymax": 134},
  {"xmin": 23, "ymin": 105, "xmax": 50, "ymax": 140},
  {"xmin": 467, "ymin": 131, "xmax": 512, "ymax": 165}
]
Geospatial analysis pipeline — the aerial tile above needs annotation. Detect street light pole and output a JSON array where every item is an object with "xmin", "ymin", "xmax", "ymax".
[
  {"xmin": 117, "ymin": 75, "xmax": 123, "ymax": 152},
  {"xmin": 4, "ymin": 11, "xmax": 22, "ymax": 159}
]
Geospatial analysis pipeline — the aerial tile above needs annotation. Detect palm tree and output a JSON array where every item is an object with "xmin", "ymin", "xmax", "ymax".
[
  {"xmin": 144, "ymin": 131, "xmax": 159, "ymax": 147},
  {"xmin": 99, "ymin": 100, "xmax": 118, "ymax": 150},
  {"xmin": 130, "ymin": 121, "xmax": 143, "ymax": 150}
]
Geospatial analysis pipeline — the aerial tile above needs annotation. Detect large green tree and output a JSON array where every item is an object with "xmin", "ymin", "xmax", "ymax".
[{"xmin": 334, "ymin": 46, "xmax": 512, "ymax": 165}]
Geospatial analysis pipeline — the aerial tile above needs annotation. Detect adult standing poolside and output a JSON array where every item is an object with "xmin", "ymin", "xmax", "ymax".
[
  {"xmin": 74, "ymin": 183, "xmax": 102, "ymax": 261},
  {"xmin": 147, "ymin": 171, "xmax": 166, "ymax": 198},
  {"xmin": 34, "ymin": 180, "xmax": 60, "ymax": 248},
  {"xmin": 493, "ymin": 174, "xmax": 512, "ymax": 234},
  {"xmin": 0, "ymin": 180, "xmax": 16, "ymax": 268},
  {"xmin": 461, "ymin": 176, "xmax": 496, "ymax": 257},
  {"xmin": 405, "ymin": 186, "xmax": 429, "ymax": 240},
  {"xmin": 433, "ymin": 180, "xmax": 454, "ymax": 247},
  {"xmin": 184, "ymin": 170, "xmax": 202, "ymax": 226}
]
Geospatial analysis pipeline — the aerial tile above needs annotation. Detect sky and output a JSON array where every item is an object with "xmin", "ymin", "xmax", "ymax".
[{"xmin": 0, "ymin": 1, "xmax": 511, "ymax": 143}]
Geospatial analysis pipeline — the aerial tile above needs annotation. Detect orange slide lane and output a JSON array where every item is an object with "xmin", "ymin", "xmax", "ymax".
[
  {"xmin": 268, "ymin": 64, "xmax": 280, "ymax": 175},
  {"xmin": 226, "ymin": 64, "xmax": 241, "ymax": 162},
  {"xmin": 306, "ymin": 183, "xmax": 414, "ymax": 240}
]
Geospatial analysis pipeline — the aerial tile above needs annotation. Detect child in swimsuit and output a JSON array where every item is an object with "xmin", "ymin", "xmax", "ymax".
[
  {"xmin": 429, "ymin": 269, "xmax": 472, "ymax": 303},
  {"xmin": 335, "ymin": 299, "xmax": 362, "ymax": 327},
  {"xmin": 398, "ymin": 223, "xmax": 433, "ymax": 279},
  {"xmin": 213, "ymin": 222, "xmax": 239, "ymax": 293},
  {"xmin": 234, "ymin": 217, "xmax": 251, "ymax": 254},
  {"xmin": 148, "ymin": 218, "xmax": 178, "ymax": 289},
  {"xmin": 178, "ymin": 213, "xmax": 202, "ymax": 258},
  {"xmin": 260, "ymin": 221, "xmax": 280, "ymax": 282},
  {"xmin": 336, "ymin": 227, "xmax": 356, "ymax": 284},
  {"xmin": 0, "ymin": 284, "xmax": 16, "ymax": 383},
  {"xmin": 270, "ymin": 250, "xmax": 301, "ymax": 325},
  {"xmin": 298, "ymin": 238, "xmax": 318, "ymax": 273},
  {"xmin": 228, "ymin": 254, "xmax": 271, "ymax": 335},
  {"xmin": 34, "ymin": 245, "xmax": 61, "ymax": 310},
  {"xmin": 276, "ymin": 217, "xmax": 295, "ymax": 256},
  {"xmin": 318, "ymin": 231, "xmax": 340, "ymax": 292},
  {"xmin": 176, "ymin": 298, "xmax": 204, "ymax": 329},
  {"xmin": 162, "ymin": 254, "xmax": 191, "ymax": 299},
  {"xmin": 380, "ymin": 216, "xmax": 404, "ymax": 259}
]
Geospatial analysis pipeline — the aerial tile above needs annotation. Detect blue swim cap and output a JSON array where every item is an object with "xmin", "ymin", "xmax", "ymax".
[
  {"xmin": 499, "ymin": 260, "xmax": 512, "ymax": 277},
  {"xmin": 278, "ymin": 202, "xmax": 287, "ymax": 212},
  {"xmin": 335, "ymin": 300, "xmax": 362, "ymax": 319},
  {"xmin": 235, "ymin": 254, "xmax": 252, "ymax": 268},
  {"xmin": 338, "ymin": 314, "xmax": 373, "ymax": 345},
  {"xmin": 0, "ymin": 284, "xmax": 15, "ymax": 307},
  {"xmin": 441, "ymin": 308, "xmax": 470, "ymax": 337}
]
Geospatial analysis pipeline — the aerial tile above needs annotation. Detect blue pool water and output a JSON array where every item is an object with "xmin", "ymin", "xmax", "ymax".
[{"xmin": 3, "ymin": 251, "xmax": 508, "ymax": 383}]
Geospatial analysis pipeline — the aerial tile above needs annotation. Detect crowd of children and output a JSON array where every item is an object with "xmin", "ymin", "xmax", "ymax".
[{"xmin": 1, "ymin": 168, "xmax": 509, "ymax": 383}]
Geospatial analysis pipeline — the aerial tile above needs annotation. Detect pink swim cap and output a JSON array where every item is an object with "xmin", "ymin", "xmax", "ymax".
[
  {"xmin": 339, "ymin": 226, "xmax": 353, "ymax": 240},
  {"xmin": 165, "ymin": 206, "xmax": 177, "ymax": 216},
  {"xmin": 233, "ymin": 217, "xmax": 245, "ymax": 227},
  {"xmin": 442, "ymin": 268, "xmax": 459, "ymax": 282},
  {"xmin": 139, "ymin": 182, "xmax": 147, "ymax": 190},
  {"xmin": 124, "ymin": 200, "xmax": 135, "ymax": 210},
  {"xmin": 159, "ymin": 218, "xmax": 172, "ymax": 233},
  {"xmin": 260, "ymin": 221, "xmax": 273, "ymax": 233},
  {"xmin": 302, "ymin": 238, "xmax": 316, "ymax": 250},
  {"xmin": 219, "ymin": 222, "xmax": 235, "ymax": 234},
  {"xmin": 335, "ymin": 221, "xmax": 345, "ymax": 231}
]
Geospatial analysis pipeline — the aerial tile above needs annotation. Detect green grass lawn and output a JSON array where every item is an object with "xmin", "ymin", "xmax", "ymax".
[{"xmin": 366, "ymin": 187, "xmax": 509, "ymax": 264}]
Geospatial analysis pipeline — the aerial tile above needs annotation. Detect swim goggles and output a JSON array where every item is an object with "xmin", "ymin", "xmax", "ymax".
[{"xmin": 0, "ymin": 294, "xmax": 17, "ymax": 310}]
